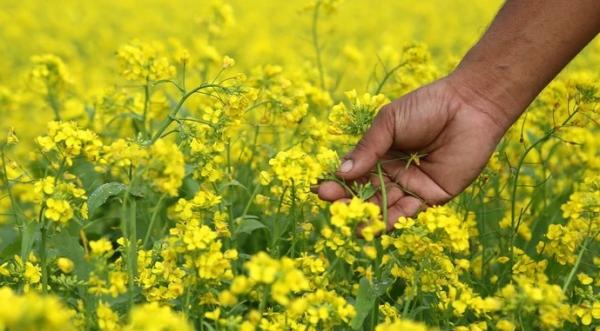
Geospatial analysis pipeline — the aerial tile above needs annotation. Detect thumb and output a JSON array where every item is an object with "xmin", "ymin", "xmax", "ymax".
[{"xmin": 337, "ymin": 105, "xmax": 395, "ymax": 180}]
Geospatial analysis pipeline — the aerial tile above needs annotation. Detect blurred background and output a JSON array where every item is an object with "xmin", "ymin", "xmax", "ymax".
[{"xmin": 1, "ymin": 0, "xmax": 507, "ymax": 86}]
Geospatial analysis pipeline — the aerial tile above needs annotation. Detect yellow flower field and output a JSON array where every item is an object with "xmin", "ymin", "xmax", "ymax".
[{"xmin": 0, "ymin": 0, "xmax": 599, "ymax": 330}]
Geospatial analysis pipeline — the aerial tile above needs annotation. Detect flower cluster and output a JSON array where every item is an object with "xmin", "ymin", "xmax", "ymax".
[
  {"xmin": 116, "ymin": 40, "xmax": 176, "ymax": 82},
  {"xmin": 538, "ymin": 174, "xmax": 600, "ymax": 265},
  {"xmin": 29, "ymin": 54, "xmax": 72, "ymax": 97},
  {"xmin": 0, "ymin": 287, "xmax": 76, "ymax": 330},
  {"xmin": 328, "ymin": 90, "xmax": 389, "ymax": 137},
  {"xmin": 0, "ymin": 0, "xmax": 598, "ymax": 330},
  {"xmin": 34, "ymin": 175, "xmax": 87, "ymax": 225},
  {"xmin": 36, "ymin": 121, "xmax": 103, "ymax": 166}
]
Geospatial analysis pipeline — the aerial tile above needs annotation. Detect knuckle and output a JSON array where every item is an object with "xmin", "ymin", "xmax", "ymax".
[
  {"xmin": 379, "ymin": 104, "xmax": 396, "ymax": 120},
  {"xmin": 377, "ymin": 103, "xmax": 398, "ymax": 131}
]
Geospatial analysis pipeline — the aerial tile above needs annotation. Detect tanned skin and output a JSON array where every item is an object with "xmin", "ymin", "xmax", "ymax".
[{"xmin": 317, "ymin": 1, "xmax": 600, "ymax": 230}]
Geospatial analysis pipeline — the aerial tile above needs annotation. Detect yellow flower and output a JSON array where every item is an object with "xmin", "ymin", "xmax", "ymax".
[
  {"xmin": 496, "ymin": 319, "xmax": 516, "ymax": 331},
  {"xmin": 363, "ymin": 246, "xmax": 377, "ymax": 260},
  {"xmin": 204, "ymin": 308, "xmax": 221, "ymax": 321},
  {"xmin": 375, "ymin": 318, "xmax": 430, "ymax": 331},
  {"xmin": 577, "ymin": 272, "xmax": 593, "ymax": 285},
  {"xmin": 89, "ymin": 238, "xmax": 113, "ymax": 256},
  {"xmin": 218, "ymin": 290, "xmax": 237, "ymax": 306},
  {"xmin": 0, "ymin": 287, "xmax": 76, "ymax": 330},
  {"xmin": 35, "ymin": 176, "xmax": 56, "ymax": 196},
  {"xmin": 56, "ymin": 257, "xmax": 74, "ymax": 273},
  {"xmin": 45, "ymin": 198, "xmax": 74, "ymax": 224},
  {"xmin": 328, "ymin": 89, "xmax": 389, "ymax": 136},
  {"xmin": 124, "ymin": 303, "xmax": 192, "ymax": 331},
  {"xmin": 245, "ymin": 252, "xmax": 279, "ymax": 284},
  {"xmin": 24, "ymin": 261, "xmax": 41, "ymax": 284},
  {"xmin": 97, "ymin": 302, "xmax": 120, "ymax": 331},
  {"xmin": 108, "ymin": 271, "xmax": 128, "ymax": 297},
  {"xmin": 259, "ymin": 170, "xmax": 272, "ymax": 186},
  {"xmin": 222, "ymin": 55, "xmax": 235, "ymax": 69},
  {"xmin": 29, "ymin": 54, "xmax": 72, "ymax": 95},
  {"xmin": 116, "ymin": 40, "xmax": 175, "ymax": 82},
  {"xmin": 329, "ymin": 197, "xmax": 385, "ymax": 241},
  {"xmin": 147, "ymin": 139, "xmax": 185, "ymax": 197},
  {"xmin": 6, "ymin": 127, "xmax": 18, "ymax": 145},
  {"xmin": 576, "ymin": 301, "xmax": 600, "ymax": 326},
  {"xmin": 36, "ymin": 121, "xmax": 103, "ymax": 165},
  {"xmin": 230, "ymin": 276, "xmax": 251, "ymax": 295}
]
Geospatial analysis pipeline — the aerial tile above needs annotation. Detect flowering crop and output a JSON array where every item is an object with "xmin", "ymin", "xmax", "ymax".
[{"xmin": 0, "ymin": 0, "xmax": 599, "ymax": 330}]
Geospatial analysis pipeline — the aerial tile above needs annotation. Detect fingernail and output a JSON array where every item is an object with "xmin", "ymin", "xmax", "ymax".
[{"xmin": 339, "ymin": 159, "xmax": 353, "ymax": 173}]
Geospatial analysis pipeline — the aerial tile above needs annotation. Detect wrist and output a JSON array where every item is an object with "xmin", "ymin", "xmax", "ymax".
[{"xmin": 446, "ymin": 60, "xmax": 526, "ymax": 133}]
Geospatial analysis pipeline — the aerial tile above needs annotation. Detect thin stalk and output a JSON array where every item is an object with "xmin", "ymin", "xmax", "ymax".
[
  {"xmin": 40, "ymin": 217, "xmax": 48, "ymax": 294},
  {"xmin": 183, "ymin": 285, "xmax": 193, "ymax": 315},
  {"xmin": 258, "ymin": 285, "xmax": 269, "ymax": 316},
  {"xmin": 226, "ymin": 139, "xmax": 232, "ymax": 176},
  {"xmin": 181, "ymin": 61, "xmax": 187, "ymax": 92},
  {"xmin": 271, "ymin": 186, "xmax": 288, "ymax": 258},
  {"xmin": 311, "ymin": 2, "xmax": 325, "ymax": 90},
  {"xmin": 562, "ymin": 237, "xmax": 590, "ymax": 293},
  {"xmin": 244, "ymin": 124, "xmax": 261, "ymax": 169},
  {"xmin": 290, "ymin": 182, "xmax": 297, "ymax": 257},
  {"xmin": 47, "ymin": 89, "xmax": 61, "ymax": 121},
  {"xmin": 376, "ymin": 162, "xmax": 388, "ymax": 224},
  {"xmin": 121, "ymin": 169, "xmax": 140, "ymax": 309},
  {"xmin": 142, "ymin": 79, "xmax": 151, "ymax": 137},
  {"xmin": 143, "ymin": 194, "xmax": 166, "ymax": 248},
  {"xmin": 127, "ymin": 198, "xmax": 137, "ymax": 308},
  {"xmin": 402, "ymin": 293, "xmax": 413, "ymax": 317},
  {"xmin": 374, "ymin": 61, "xmax": 407, "ymax": 95},
  {"xmin": 479, "ymin": 186, "xmax": 487, "ymax": 283},
  {"xmin": 509, "ymin": 109, "xmax": 578, "ymax": 265},
  {"xmin": 241, "ymin": 184, "xmax": 261, "ymax": 218},
  {"xmin": 150, "ymin": 83, "xmax": 226, "ymax": 144},
  {"xmin": 0, "ymin": 147, "xmax": 23, "ymax": 224},
  {"xmin": 371, "ymin": 162, "xmax": 388, "ymax": 328}
]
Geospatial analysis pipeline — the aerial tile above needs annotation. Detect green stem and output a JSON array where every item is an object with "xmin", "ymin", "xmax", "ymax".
[
  {"xmin": 374, "ymin": 61, "xmax": 407, "ymax": 95},
  {"xmin": 143, "ymin": 194, "xmax": 166, "ymax": 248},
  {"xmin": 0, "ymin": 147, "xmax": 23, "ymax": 224},
  {"xmin": 150, "ymin": 83, "xmax": 226, "ymax": 144},
  {"xmin": 142, "ymin": 79, "xmax": 151, "ymax": 137},
  {"xmin": 271, "ymin": 186, "xmax": 288, "ymax": 258},
  {"xmin": 376, "ymin": 162, "xmax": 388, "ymax": 224},
  {"xmin": 562, "ymin": 237, "xmax": 590, "ymax": 293},
  {"xmin": 311, "ymin": 2, "xmax": 325, "ymax": 90},
  {"xmin": 181, "ymin": 62, "xmax": 187, "ymax": 92},
  {"xmin": 183, "ymin": 286, "xmax": 193, "ymax": 315},
  {"xmin": 290, "ymin": 183, "xmax": 297, "ymax": 257},
  {"xmin": 370, "ymin": 162, "xmax": 388, "ymax": 329},
  {"xmin": 47, "ymin": 90, "xmax": 61, "ymax": 121},
  {"xmin": 258, "ymin": 285, "xmax": 269, "ymax": 316},
  {"xmin": 127, "ymin": 198, "xmax": 137, "ymax": 307},
  {"xmin": 402, "ymin": 295, "xmax": 413, "ymax": 317},
  {"xmin": 40, "ymin": 218, "xmax": 48, "ymax": 294},
  {"xmin": 241, "ymin": 184, "xmax": 261, "ymax": 218},
  {"xmin": 509, "ymin": 109, "xmax": 579, "ymax": 267}
]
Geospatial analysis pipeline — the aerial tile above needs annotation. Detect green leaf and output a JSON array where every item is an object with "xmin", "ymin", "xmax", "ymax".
[
  {"xmin": 22, "ymin": 221, "xmax": 39, "ymax": 256},
  {"xmin": 351, "ymin": 277, "xmax": 377, "ymax": 330},
  {"xmin": 234, "ymin": 216, "xmax": 267, "ymax": 235},
  {"xmin": 373, "ymin": 278, "xmax": 394, "ymax": 296},
  {"xmin": 88, "ymin": 182, "xmax": 126, "ymax": 216},
  {"xmin": 50, "ymin": 224, "xmax": 90, "ymax": 279},
  {"xmin": 0, "ymin": 226, "xmax": 18, "ymax": 254}
]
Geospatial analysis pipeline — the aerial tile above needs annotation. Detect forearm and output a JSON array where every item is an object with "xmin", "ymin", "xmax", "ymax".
[{"xmin": 450, "ymin": 0, "xmax": 600, "ymax": 129}]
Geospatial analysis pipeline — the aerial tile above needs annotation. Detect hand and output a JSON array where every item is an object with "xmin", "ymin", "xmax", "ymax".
[{"xmin": 318, "ymin": 75, "xmax": 510, "ymax": 230}]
